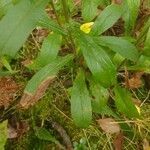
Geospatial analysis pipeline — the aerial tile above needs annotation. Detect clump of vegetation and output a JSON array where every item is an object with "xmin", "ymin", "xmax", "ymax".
[{"xmin": 0, "ymin": 0, "xmax": 150, "ymax": 149}]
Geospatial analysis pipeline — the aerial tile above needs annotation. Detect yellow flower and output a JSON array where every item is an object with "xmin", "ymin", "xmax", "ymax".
[{"xmin": 80, "ymin": 22, "xmax": 94, "ymax": 34}]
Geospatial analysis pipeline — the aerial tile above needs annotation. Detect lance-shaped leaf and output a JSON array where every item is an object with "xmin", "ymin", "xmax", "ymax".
[
  {"xmin": 70, "ymin": 71, "xmax": 92, "ymax": 128},
  {"xmin": 77, "ymin": 33, "xmax": 116, "ymax": 87},
  {"xmin": 29, "ymin": 33, "xmax": 62, "ymax": 70},
  {"xmin": 123, "ymin": 0, "xmax": 140, "ymax": 34},
  {"xmin": 95, "ymin": 36, "xmax": 139, "ymax": 61},
  {"xmin": 114, "ymin": 86, "xmax": 140, "ymax": 118},
  {"xmin": 82, "ymin": 0, "xmax": 100, "ymax": 21},
  {"xmin": 35, "ymin": 127, "xmax": 56, "ymax": 142},
  {"xmin": 91, "ymin": 4, "xmax": 123, "ymax": 35},
  {"xmin": 19, "ymin": 55, "xmax": 72, "ymax": 109},
  {"xmin": 90, "ymin": 80, "xmax": 117, "ymax": 117},
  {"xmin": 144, "ymin": 27, "xmax": 150, "ymax": 56},
  {"xmin": 38, "ymin": 14, "xmax": 67, "ymax": 35},
  {"xmin": 0, "ymin": 0, "xmax": 13, "ymax": 19},
  {"xmin": 0, "ymin": 0, "xmax": 49, "ymax": 57},
  {"xmin": 90, "ymin": 81, "xmax": 109, "ymax": 113}
]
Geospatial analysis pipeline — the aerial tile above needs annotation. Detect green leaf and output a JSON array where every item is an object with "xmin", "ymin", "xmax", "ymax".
[
  {"xmin": 35, "ymin": 127, "xmax": 56, "ymax": 142},
  {"xmin": 30, "ymin": 33, "xmax": 62, "ymax": 70},
  {"xmin": 20, "ymin": 55, "xmax": 72, "ymax": 109},
  {"xmin": 90, "ymin": 81, "xmax": 109, "ymax": 113},
  {"xmin": 123, "ymin": 0, "xmax": 140, "ymax": 34},
  {"xmin": 0, "ymin": 120, "xmax": 7, "ymax": 150},
  {"xmin": 0, "ymin": 70, "xmax": 17, "ymax": 76},
  {"xmin": 137, "ymin": 18, "xmax": 150, "ymax": 45},
  {"xmin": 71, "ymin": 71, "xmax": 92, "ymax": 128},
  {"xmin": 82, "ymin": 0, "xmax": 100, "ymax": 21},
  {"xmin": 0, "ymin": 0, "xmax": 49, "ymax": 57},
  {"xmin": 91, "ymin": 4, "xmax": 123, "ymax": 35},
  {"xmin": 38, "ymin": 14, "xmax": 67, "ymax": 35},
  {"xmin": 127, "ymin": 56, "xmax": 150, "ymax": 73},
  {"xmin": 144, "ymin": 27, "xmax": 150, "ymax": 56},
  {"xmin": 0, "ymin": 56, "xmax": 13, "ymax": 72},
  {"xmin": 89, "ymin": 80, "xmax": 117, "ymax": 117},
  {"xmin": 0, "ymin": 0, "xmax": 13, "ymax": 19},
  {"xmin": 114, "ymin": 86, "xmax": 140, "ymax": 118},
  {"xmin": 25, "ymin": 55, "xmax": 73, "ymax": 94},
  {"xmin": 95, "ymin": 36, "xmax": 139, "ymax": 61},
  {"xmin": 76, "ymin": 32, "xmax": 116, "ymax": 87}
]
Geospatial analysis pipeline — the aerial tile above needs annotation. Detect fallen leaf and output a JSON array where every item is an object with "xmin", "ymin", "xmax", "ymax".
[
  {"xmin": 124, "ymin": 72, "xmax": 143, "ymax": 89},
  {"xmin": 113, "ymin": 132, "xmax": 124, "ymax": 150},
  {"xmin": 8, "ymin": 126, "xmax": 18, "ymax": 139},
  {"xmin": 97, "ymin": 118, "xmax": 120, "ymax": 134},
  {"xmin": 8, "ymin": 120, "xmax": 29, "ymax": 139},
  {"xmin": 19, "ymin": 76, "xmax": 55, "ymax": 109},
  {"xmin": 0, "ymin": 77, "xmax": 19, "ymax": 108},
  {"xmin": 143, "ymin": 139, "xmax": 150, "ymax": 150}
]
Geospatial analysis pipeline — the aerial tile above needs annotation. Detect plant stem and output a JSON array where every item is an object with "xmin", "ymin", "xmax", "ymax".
[
  {"xmin": 51, "ymin": 0, "xmax": 61, "ymax": 25},
  {"xmin": 61, "ymin": 0, "xmax": 76, "ymax": 55},
  {"xmin": 61, "ymin": 0, "xmax": 70, "ymax": 23}
]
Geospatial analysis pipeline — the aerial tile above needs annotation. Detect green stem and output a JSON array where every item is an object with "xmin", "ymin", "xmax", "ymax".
[
  {"xmin": 51, "ymin": 0, "xmax": 61, "ymax": 25},
  {"xmin": 61, "ymin": 0, "xmax": 76, "ymax": 55},
  {"xmin": 61, "ymin": 0, "xmax": 70, "ymax": 23}
]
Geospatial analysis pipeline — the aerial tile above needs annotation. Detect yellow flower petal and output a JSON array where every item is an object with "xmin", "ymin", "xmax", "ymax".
[{"xmin": 80, "ymin": 22, "xmax": 94, "ymax": 34}]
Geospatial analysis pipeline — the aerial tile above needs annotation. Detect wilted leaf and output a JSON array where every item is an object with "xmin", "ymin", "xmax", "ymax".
[
  {"xmin": 97, "ymin": 118, "xmax": 120, "ymax": 134},
  {"xmin": 19, "ymin": 76, "xmax": 54, "ymax": 109},
  {"xmin": 0, "ymin": 120, "xmax": 7, "ymax": 150},
  {"xmin": 0, "ymin": 0, "xmax": 49, "ymax": 57},
  {"xmin": 19, "ymin": 55, "xmax": 72, "ymax": 109},
  {"xmin": 91, "ymin": 4, "xmax": 123, "ymax": 35},
  {"xmin": 71, "ymin": 71, "xmax": 92, "ymax": 128}
]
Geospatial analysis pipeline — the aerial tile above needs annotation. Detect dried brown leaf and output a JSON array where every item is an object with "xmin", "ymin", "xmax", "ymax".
[
  {"xmin": 125, "ymin": 72, "xmax": 143, "ymax": 89},
  {"xmin": 97, "ymin": 118, "xmax": 120, "ymax": 134},
  {"xmin": 113, "ymin": 132, "xmax": 124, "ymax": 150},
  {"xmin": 0, "ymin": 77, "xmax": 19, "ymax": 108},
  {"xmin": 19, "ymin": 76, "xmax": 55, "ymax": 109},
  {"xmin": 8, "ymin": 120, "xmax": 29, "ymax": 139},
  {"xmin": 143, "ymin": 139, "xmax": 150, "ymax": 150}
]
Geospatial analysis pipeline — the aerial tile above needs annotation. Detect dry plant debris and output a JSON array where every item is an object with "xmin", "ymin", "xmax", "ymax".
[
  {"xmin": 0, "ymin": 77, "xmax": 19, "ymax": 108},
  {"xmin": 97, "ymin": 118, "xmax": 120, "ymax": 134},
  {"xmin": 19, "ymin": 76, "xmax": 55, "ymax": 109}
]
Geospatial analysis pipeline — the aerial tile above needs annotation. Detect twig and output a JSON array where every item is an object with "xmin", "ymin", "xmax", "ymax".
[{"xmin": 48, "ymin": 119, "xmax": 73, "ymax": 150}]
